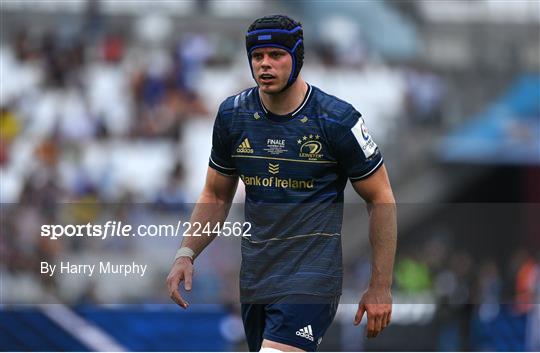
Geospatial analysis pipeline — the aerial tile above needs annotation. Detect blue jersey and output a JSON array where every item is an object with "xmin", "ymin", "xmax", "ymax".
[{"xmin": 209, "ymin": 84, "xmax": 383, "ymax": 302}]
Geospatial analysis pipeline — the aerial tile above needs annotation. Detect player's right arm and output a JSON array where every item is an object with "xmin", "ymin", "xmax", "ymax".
[{"xmin": 166, "ymin": 167, "xmax": 238, "ymax": 308}]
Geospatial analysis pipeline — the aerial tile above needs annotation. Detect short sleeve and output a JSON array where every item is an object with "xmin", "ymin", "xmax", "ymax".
[
  {"xmin": 209, "ymin": 111, "xmax": 237, "ymax": 176},
  {"xmin": 332, "ymin": 109, "xmax": 383, "ymax": 181}
]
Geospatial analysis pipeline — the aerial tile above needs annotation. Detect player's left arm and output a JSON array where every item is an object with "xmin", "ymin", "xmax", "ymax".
[{"xmin": 351, "ymin": 164, "xmax": 397, "ymax": 338}]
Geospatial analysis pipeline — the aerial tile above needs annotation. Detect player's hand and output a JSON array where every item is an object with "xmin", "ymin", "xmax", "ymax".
[
  {"xmin": 166, "ymin": 257, "xmax": 194, "ymax": 309},
  {"xmin": 354, "ymin": 286, "xmax": 392, "ymax": 338}
]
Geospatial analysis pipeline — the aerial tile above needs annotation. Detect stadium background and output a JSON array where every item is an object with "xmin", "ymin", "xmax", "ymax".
[{"xmin": 1, "ymin": 0, "xmax": 539, "ymax": 351}]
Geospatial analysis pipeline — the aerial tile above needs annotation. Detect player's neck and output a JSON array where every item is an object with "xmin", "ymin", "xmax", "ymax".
[{"xmin": 259, "ymin": 78, "xmax": 308, "ymax": 116}]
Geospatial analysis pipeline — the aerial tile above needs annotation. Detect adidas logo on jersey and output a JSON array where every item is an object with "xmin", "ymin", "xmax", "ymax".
[
  {"xmin": 236, "ymin": 138, "xmax": 254, "ymax": 154},
  {"xmin": 295, "ymin": 325, "xmax": 314, "ymax": 341}
]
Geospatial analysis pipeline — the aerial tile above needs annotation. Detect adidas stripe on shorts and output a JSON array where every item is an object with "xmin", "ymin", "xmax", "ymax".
[{"xmin": 241, "ymin": 295, "xmax": 340, "ymax": 352}]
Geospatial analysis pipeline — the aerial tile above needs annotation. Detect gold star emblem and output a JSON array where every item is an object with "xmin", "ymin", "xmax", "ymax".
[
  {"xmin": 302, "ymin": 136, "xmax": 307, "ymax": 141},
  {"xmin": 309, "ymin": 134, "xmax": 313, "ymax": 139},
  {"xmin": 297, "ymin": 139, "xmax": 301, "ymax": 144},
  {"xmin": 315, "ymin": 135, "xmax": 320, "ymax": 139}
]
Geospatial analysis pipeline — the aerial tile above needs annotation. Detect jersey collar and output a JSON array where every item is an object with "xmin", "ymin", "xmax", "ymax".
[{"xmin": 257, "ymin": 83, "xmax": 312, "ymax": 123}]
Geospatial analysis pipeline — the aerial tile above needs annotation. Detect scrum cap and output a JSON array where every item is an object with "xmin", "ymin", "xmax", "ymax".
[{"xmin": 246, "ymin": 15, "xmax": 304, "ymax": 91}]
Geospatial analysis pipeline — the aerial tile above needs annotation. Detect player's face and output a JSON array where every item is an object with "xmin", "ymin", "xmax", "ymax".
[{"xmin": 251, "ymin": 47, "xmax": 292, "ymax": 94}]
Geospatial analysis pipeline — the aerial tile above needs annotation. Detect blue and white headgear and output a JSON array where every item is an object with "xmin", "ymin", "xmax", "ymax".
[{"xmin": 246, "ymin": 15, "xmax": 304, "ymax": 92}]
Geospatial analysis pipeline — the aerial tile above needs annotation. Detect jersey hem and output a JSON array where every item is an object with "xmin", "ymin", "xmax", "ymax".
[{"xmin": 240, "ymin": 290, "xmax": 342, "ymax": 304}]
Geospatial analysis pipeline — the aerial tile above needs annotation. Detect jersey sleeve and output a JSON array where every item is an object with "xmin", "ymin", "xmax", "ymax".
[
  {"xmin": 209, "ymin": 111, "xmax": 237, "ymax": 176},
  {"xmin": 332, "ymin": 108, "xmax": 383, "ymax": 181}
]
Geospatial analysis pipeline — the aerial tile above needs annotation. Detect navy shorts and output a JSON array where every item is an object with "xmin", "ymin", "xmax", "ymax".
[{"xmin": 241, "ymin": 295, "xmax": 340, "ymax": 352}]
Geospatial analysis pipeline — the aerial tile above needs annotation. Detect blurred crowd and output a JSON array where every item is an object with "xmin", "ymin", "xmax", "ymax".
[
  {"xmin": 341, "ymin": 234, "xmax": 540, "ymax": 351},
  {"xmin": 0, "ymin": 28, "xmax": 211, "ymax": 201},
  {"xmin": 0, "ymin": 4, "xmax": 449, "ymax": 200},
  {"xmin": 392, "ymin": 243, "xmax": 539, "ymax": 350},
  {"xmin": 1, "ymin": 20, "xmax": 209, "ymax": 303}
]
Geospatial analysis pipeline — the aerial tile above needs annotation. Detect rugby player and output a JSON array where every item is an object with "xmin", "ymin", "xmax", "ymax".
[{"xmin": 167, "ymin": 15, "xmax": 397, "ymax": 352}]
